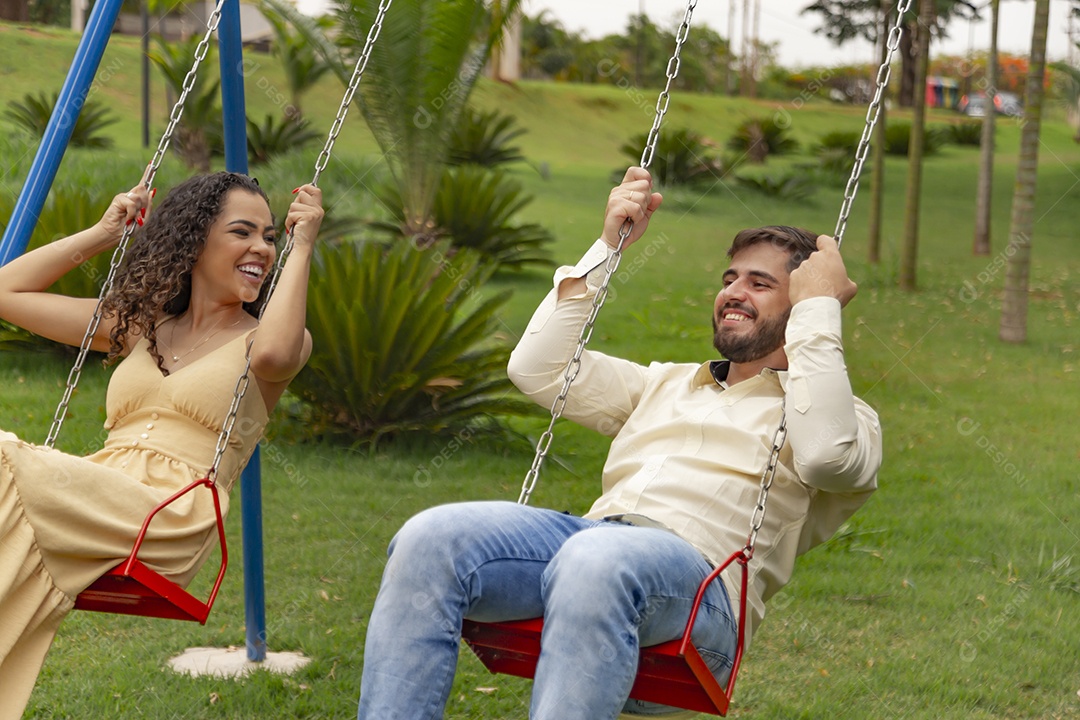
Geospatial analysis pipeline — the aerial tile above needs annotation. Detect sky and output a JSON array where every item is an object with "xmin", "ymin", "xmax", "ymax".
[{"xmin": 294, "ymin": 0, "xmax": 1080, "ymax": 69}]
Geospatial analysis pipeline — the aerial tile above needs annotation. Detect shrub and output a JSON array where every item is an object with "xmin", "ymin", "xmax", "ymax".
[
  {"xmin": 246, "ymin": 113, "xmax": 321, "ymax": 166},
  {"xmin": 810, "ymin": 130, "xmax": 862, "ymax": 179},
  {"xmin": 735, "ymin": 171, "xmax": 817, "ymax": 202},
  {"xmin": 288, "ymin": 240, "xmax": 537, "ymax": 442},
  {"xmin": 447, "ymin": 107, "xmax": 527, "ymax": 167},
  {"xmin": 3, "ymin": 91, "xmax": 118, "ymax": 149},
  {"xmin": 432, "ymin": 166, "xmax": 553, "ymax": 270},
  {"xmin": 374, "ymin": 166, "xmax": 554, "ymax": 271},
  {"xmin": 726, "ymin": 117, "xmax": 798, "ymax": 164},
  {"xmin": 816, "ymin": 130, "xmax": 862, "ymax": 154},
  {"xmin": 0, "ymin": 187, "xmax": 115, "ymax": 354},
  {"xmin": 884, "ymin": 121, "xmax": 947, "ymax": 156},
  {"xmin": 947, "ymin": 121, "xmax": 983, "ymax": 146},
  {"xmin": 619, "ymin": 128, "xmax": 725, "ymax": 187}
]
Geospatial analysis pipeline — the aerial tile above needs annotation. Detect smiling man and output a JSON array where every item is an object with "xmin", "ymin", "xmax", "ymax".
[{"xmin": 354, "ymin": 167, "xmax": 883, "ymax": 720}]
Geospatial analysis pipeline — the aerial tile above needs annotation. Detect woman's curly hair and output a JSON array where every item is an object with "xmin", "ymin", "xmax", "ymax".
[{"xmin": 101, "ymin": 172, "xmax": 271, "ymax": 374}]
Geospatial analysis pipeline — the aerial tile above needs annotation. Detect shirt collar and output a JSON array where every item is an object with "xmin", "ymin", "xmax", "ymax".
[{"xmin": 691, "ymin": 360, "xmax": 788, "ymax": 391}]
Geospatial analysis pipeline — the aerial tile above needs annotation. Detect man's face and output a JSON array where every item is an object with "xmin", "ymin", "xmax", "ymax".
[{"xmin": 712, "ymin": 243, "xmax": 794, "ymax": 363}]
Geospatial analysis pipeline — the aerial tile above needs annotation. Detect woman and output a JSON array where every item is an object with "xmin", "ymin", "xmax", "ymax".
[{"xmin": 0, "ymin": 171, "xmax": 322, "ymax": 717}]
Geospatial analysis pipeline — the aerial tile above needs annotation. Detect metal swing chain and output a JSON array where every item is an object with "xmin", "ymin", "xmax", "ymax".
[
  {"xmin": 206, "ymin": 0, "xmax": 393, "ymax": 479},
  {"xmin": 517, "ymin": 0, "xmax": 698, "ymax": 505},
  {"xmin": 45, "ymin": 0, "xmax": 227, "ymax": 449},
  {"xmin": 833, "ymin": 0, "xmax": 915, "ymax": 249},
  {"xmin": 741, "ymin": 0, "xmax": 912, "ymax": 561}
]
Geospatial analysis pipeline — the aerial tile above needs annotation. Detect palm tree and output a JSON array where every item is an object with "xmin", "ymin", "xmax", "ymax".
[
  {"xmin": 999, "ymin": 0, "xmax": 1051, "ymax": 343},
  {"xmin": 148, "ymin": 35, "xmax": 222, "ymax": 171},
  {"xmin": 899, "ymin": 0, "xmax": 933, "ymax": 291},
  {"xmin": 258, "ymin": 5, "xmax": 333, "ymax": 119},
  {"xmin": 972, "ymin": 0, "xmax": 999, "ymax": 257},
  {"xmin": 336, "ymin": 0, "xmax": 521, "ymax": 241}
]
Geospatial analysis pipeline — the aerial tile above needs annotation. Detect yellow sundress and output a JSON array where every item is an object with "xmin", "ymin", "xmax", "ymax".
[{"xmin": 0, "ymin": 331, "xmax": 267, "ymax": 717}]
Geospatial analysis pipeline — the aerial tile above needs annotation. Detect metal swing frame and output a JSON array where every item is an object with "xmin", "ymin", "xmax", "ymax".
[
  {"xmin": 43, "ymin": 0, "xmax": 395, "ymax": 623},
  {"xmin": 461, "ymin": 0, "xmax": 913, "ymax": 713}
]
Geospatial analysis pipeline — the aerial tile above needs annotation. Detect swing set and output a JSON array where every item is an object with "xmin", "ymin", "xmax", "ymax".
[{"xmin": 1, "ymin": 0, "xmax": 910, "ymax": 713}]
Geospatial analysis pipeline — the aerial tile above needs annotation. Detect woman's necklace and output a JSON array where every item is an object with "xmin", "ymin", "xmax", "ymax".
[{"xmin": 163, "ymin": 315, "xmax": 244, "ymax": 364}]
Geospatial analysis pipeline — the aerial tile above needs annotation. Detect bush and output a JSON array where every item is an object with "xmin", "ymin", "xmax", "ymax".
[
  {"xmin": 726, "ymin": 117, "xmax": 798, "ymax": 164},
  {"xmin": 884, "ymin": 121, "xmax": 948, "ymax": 156},
  {"xmin": 0, "ymin": 187, "xmax": 116, "ymax": 354},
  {"xmin": 432, "ymin": 166, "xmax": 554, "ymax": 270},
  {"xmin": 3, "ymin": 91, "xmax": 118, "ymax": 149},
  {"xmin": 810, "ymin": 130, "xmax": 862, "ymax": 179},
  {"xmin": 947, "ymin": 121, "xmax": 983, "ymax": 146},
  {"xmin": 246, "ymin": 113, "xmax": 321, "ymax": 166},
  {"xmin": 374, "ymin": 166, "xmax": 554, "ymax": 271},
  {"xmin": 735, "ymin": 171, "xmax": 817, "ymax": 202},
  {"xmin": 619, "ymin": 128, "xmax": 725, "ymax": 187},
  {"xmin": 288, "ymin": 240, "xmax": 537, "ymax": 442},
  {"xmin": 447, "ymin": 108, "xmax": 527, "ymax": 167},
  {"xmin": 816, "ymin": 130, "xmax": 862, "ymax": 154}
]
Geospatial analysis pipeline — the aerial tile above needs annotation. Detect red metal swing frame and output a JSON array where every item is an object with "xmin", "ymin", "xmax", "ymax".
[
  {"xmin": 74, "ymin": 477, "xmax": 228, "ymax": 624},
  {"xmin": 462, "ymin": 547, "xmax": 752, "ymax": 716}
]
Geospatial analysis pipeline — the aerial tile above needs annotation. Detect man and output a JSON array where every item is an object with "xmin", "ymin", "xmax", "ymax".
[{"xmin": 356, "ymin": 167, "xmax": 882, "ymax": 719}]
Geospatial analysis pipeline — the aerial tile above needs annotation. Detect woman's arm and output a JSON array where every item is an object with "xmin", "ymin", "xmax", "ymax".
[
  {"xmin": 248, "ymin": 184, "xmax": 322, "ymax": 394},
  {"xmin": 0, "ymin": 181, "xmax": 150, "ymax": 351}
]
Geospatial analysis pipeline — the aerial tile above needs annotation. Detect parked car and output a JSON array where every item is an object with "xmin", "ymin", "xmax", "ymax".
[{"xmin": 958, "ymin": 91, "xmax": 1023, "ymax": 118}]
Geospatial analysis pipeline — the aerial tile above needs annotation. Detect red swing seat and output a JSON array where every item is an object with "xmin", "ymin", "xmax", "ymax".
[
  {"xmin": 74, "ymin": 477, "xmax": 228, "ymax": 624},
  {"xmin": 462, "ymin": 548, "xmax": 751, "ymax": 717}
]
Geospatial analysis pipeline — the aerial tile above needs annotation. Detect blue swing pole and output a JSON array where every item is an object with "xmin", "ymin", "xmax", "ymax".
[
  {"xmin": 0, "ymin": 0, "xmax": 126, "ymax": 266},
  {"xmin": 216, "ymin": 0, "xmax": 269, "ymax": 665}
]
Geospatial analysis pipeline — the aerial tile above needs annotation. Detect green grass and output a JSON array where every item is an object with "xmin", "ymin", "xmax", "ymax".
[{"xmin": 3, "ymin": 19, "xmax": 1080, "ymax": 720}]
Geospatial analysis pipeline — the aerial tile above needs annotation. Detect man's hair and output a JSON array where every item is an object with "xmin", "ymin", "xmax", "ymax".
[{"xmin": 726, "ymin": 226, "xmax": 819, "ymax": 272}]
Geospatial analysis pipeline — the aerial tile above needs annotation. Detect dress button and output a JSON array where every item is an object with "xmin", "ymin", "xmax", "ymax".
[
  {"xmin": 131, "ymin": 439, "xmax": 139, "ymax": 446},
  {"xmin": 140, "ymin": 432, "xmax": 149, "ymax": 439},
  {"xmin": 151, "ymin": 412, "xmax": 160, "ymax": 420},
  {"xmin": 121, "ymin": 461, "xmax": 128, "ymax": 468},
  {"xmin": 146, "ymin": 423, "xmax": 154, "ymax": 430}
]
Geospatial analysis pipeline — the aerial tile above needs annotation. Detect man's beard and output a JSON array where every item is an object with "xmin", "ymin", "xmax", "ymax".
[{"xmin": 712, "ymin": 306, "xmax": 790, "ymax": 363}]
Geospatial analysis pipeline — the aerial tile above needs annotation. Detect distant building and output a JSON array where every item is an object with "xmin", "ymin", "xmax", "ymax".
[{"xmin": 110, "ymin": 0, "xmax": 273, "ymax": 47}]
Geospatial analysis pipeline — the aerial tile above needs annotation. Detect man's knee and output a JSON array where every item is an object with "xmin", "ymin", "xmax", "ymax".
[
  {"xmin": 388, "ymin": 501, "xmax": 519, "ymax": 562},
  {"xmin": 543, "ymin": 527, "xmax": 643, "ymax": 603}
]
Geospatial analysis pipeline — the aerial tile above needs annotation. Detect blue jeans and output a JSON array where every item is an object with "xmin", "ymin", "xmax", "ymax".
[{"xmin": 357, "ymin": 501, "xmax": 738, "ymax": 720}]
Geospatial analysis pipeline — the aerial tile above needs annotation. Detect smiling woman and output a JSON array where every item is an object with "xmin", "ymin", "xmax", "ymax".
[{"xmin": 0, "ymin": 170, "xmax": 323, "ymax": 718}]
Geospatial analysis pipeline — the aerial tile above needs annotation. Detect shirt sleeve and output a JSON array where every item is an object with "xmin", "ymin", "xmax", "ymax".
[
  {"xmin": 507, "ymin": 240, "xmax": 648, "ymax": 437},
  {"xmin": 783, "ymin": 297, "xmax": 883, "ymax": 494}
]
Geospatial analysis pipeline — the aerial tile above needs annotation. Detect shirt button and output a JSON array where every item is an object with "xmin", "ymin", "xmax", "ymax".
[
  {"xmin": 151, "ymin": 412, "xmax": 160, "ymax": 420},
  {"xmin": 146, "ymin": 423, "xmax": 154, "ymax": 430},
  {"xmin": 131, "ymin": 439, "xmax": 139, "ymax": 446},
  {"xmin": 140, "ymin": 433, "xmax": 149, "ymax": 439}
]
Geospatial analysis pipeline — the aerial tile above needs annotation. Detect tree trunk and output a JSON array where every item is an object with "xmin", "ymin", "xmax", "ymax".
[
  {"xmin": 741, "ymin": 0, "xmax": 751, "ymax": 97},
  {"xmin": 0, "ymin": 0, "xmax": 29, "ymax": 21},
  {"xmin": 999, "ymin": 0, "xmax": 1051, "ymax": 343},
  {"xmin": 726, "ymin": 0, "xmax": 737, "ymax": 96},
  {"xmin": 899, "ymin": 0, "xmax": 933, "ymax": 291},
  {"xmin": 972, "ymin": 0, "xmax": 999, "ymax": 257},
  {"xmin": 867, "ymin": 0, "xmax": 892, "ymax": 265},
  {"xmin": 898, "ymin": 17, "xmax": 917, "ymax": 107}
]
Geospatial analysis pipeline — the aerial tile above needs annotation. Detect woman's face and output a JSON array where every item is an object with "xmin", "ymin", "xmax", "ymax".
[{"xmin": 191, "ymin": 189, "xmax": 276, "ymax": 305}]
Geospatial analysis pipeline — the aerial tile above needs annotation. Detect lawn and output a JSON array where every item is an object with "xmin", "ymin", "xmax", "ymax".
[{"xmin": 2, "ymin": 20, "xmax": 1080, "ymax": 720}]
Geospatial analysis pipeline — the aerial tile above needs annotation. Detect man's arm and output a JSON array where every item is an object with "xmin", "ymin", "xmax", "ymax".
[
  {"xmin": 783, "ymin": 236, "xmax": 882, "ymax": 493},
  {"xmin": 507, "ymin": 168, "xmax": 663, "ymax": 437}
]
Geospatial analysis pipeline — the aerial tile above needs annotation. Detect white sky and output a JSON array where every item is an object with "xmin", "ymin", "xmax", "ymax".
[{"xmin": 294, "ymin": 0, "xmax": 1080, "ymax": 69}]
